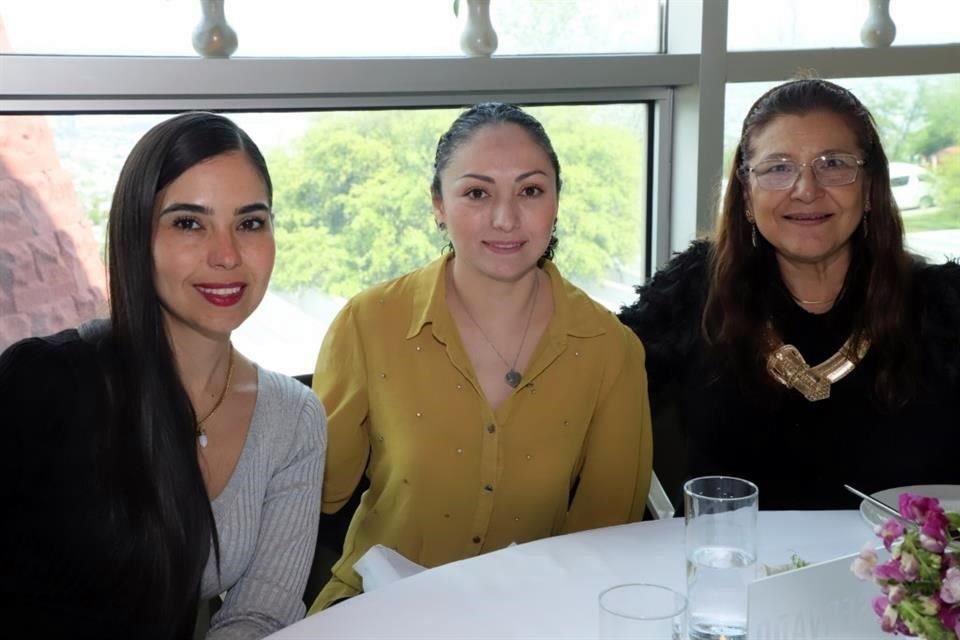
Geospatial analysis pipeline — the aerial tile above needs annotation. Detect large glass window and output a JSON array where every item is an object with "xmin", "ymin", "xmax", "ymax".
[
  {"xmin": 727, "ymin": 0, "xmax": 960, "ymax": 51},
  {"xmin": 724, "ymin": 74, "xmax": 960, "ymax": 263},
  {"xmin": 1, "ymin": 104, "xmax": 649, "ymax": 373},
  {"xmin": 0, "ymin": 0, "xmax": 662, "ymax": 57}
]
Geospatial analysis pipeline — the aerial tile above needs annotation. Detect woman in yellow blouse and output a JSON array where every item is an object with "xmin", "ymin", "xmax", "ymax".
[{"xmin": 309, "ymin": 103, "xmax": 652, "ymax": 612}]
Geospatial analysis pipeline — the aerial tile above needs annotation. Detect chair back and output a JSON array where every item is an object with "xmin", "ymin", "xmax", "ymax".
[{"xmin": 294, "ymin": 372, "xmax": 370, "ymax": 608}]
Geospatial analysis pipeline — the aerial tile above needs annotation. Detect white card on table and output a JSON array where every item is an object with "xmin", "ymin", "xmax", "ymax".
[{"xmin": 747, "ymin": 551, "xmax": 888, "ymax": 640}]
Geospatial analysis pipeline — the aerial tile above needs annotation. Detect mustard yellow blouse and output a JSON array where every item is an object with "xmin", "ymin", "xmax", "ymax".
[{"xmin": 309, "ymin": 255, "xmax": 652, "ymax": 612}]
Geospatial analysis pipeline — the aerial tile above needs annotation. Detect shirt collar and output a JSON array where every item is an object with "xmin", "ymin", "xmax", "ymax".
[
  {"xmin": 406, "ymin": 254, "xmax": 452, "ymax": 340},
  {"xmin": 406, "ymin": 255, "xmax": 607, "ymax": 341},
  {"xmin": 542, "ymin": 260, "xmax": 607, "ymax": 340}
]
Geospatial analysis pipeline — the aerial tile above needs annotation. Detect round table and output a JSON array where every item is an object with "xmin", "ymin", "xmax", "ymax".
[{"xmin": 269, "ymin": 511, "xmax": 873, "ymax": 639}]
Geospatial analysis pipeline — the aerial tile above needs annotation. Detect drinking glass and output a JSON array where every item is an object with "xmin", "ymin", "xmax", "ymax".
[
  {"xmin": 598, "ymin": 583, "xmax": 687, "ymax": 640},
  {"xmin": 684, "ymin": 476, "xmax": 759, "ymax": 640}
]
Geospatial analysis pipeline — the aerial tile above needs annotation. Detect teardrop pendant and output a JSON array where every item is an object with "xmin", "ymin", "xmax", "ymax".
[
  {"xmin": 505, "ymin": 369, "xmax": 522, "ymax": 388},
  {"xmin": 198, "ymin": 431, "xmax": 209, "ymax": 448}
]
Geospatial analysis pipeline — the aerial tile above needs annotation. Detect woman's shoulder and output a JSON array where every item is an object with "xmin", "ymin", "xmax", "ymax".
[
  {"xmin": 637, "ymin": 240, "xmax": 712, "ymax": 299},
  {"xmin": 618, "ymin": 240, "xmax": 712, "ymax": 334},
  {"xmin": 546, "ymin": 264, "xmax": 636, "ymax": 341},
  {"xmin": 912, "ymin": 257, "xmax": 960, "ymax": 291},
  {"xmin": 0, "ymin": 328, "xmax": 102, "ymax": 443},
  {"xmin": 912, "ymin": 258, "xmax": 960, "ymax": 321},
  {"xmin": 345, "ymin": 258, "xmax": 444, "ymax": 311},
  {"xmin": 256, "ymin": 366, "xmax": 324, "ymax": 420},
  {"xmin": 254, "ymin": 366, "xmax": 326, "ymax": 446},
  {"xmin": 907, "ymin": 258, "xmax": 960, "ymax": 387},
  {"xmin": 0, "ymin": 328, "xmax": 92, "ymax": 383}
]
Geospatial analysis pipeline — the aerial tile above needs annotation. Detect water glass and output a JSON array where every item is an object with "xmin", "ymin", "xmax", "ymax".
[
  {"xmin": 598, "ymin": 583, "xmax": 687, "ymax": 640},
  {"xmin": 684, "ymin": 476, "xmax": 759, "ymax": 640}
]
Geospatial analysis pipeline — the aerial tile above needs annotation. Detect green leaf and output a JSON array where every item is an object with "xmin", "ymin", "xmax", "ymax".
[
  {"xmin": 453, "ymin": 0, "xmax": 460, "ymax": 17},
  {"xmin": 790, "ymin": 554, "xmax": 809, "ymax": 569}
]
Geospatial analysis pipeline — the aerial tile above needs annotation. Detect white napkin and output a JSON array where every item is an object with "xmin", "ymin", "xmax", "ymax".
[{"xmin": 353, "ymin": 544, "xmax": 427, "ymax": 592}]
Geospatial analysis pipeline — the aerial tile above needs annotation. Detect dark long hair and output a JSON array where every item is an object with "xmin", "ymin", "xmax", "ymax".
[
  {"xmin": 704, "ymin": 78, "xmax": 913, "ymax": 406},
  {"xmin": 431, "ymin": 102, "xmax": 562, "ymax": 264},
  {"xmin": 103, "ymin": 112, "xmax": 271, "ymax": 634}
]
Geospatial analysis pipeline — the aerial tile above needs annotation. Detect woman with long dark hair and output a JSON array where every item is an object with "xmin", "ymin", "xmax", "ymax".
[
  {"xmin": 0, "ymin": 112, "xmax": 325, "ymax": 639},
  {"xmin": 620, "ymin": 78, "xmax": 960, "ymax": 510}
]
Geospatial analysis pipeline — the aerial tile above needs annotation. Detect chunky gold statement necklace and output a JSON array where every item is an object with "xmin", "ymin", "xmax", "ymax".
[
  {"xmin": 765, "ymin": 327, "xmax": 869, "ymax": 402},
  {"xmin": 196, "ymin": 343, "xmax": 234, "ymax": 449}
]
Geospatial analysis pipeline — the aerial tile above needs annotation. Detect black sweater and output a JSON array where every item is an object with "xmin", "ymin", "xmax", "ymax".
[
  {"xmin": 620, "ymin": 241, "xmax": 960, "ymax": 510},
  {"xmin": 0, "ymin": 329, "xmax": 195, "ymax": 639}
]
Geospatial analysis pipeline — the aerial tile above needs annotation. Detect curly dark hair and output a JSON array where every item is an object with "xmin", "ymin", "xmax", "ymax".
[{"xmin": 703, "ymin": 78, "xmax": 914, "ymax": 406}]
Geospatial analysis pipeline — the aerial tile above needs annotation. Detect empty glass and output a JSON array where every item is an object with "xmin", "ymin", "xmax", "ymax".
[
  {"xmin": 598, "ymin": 583, "xmax": 687, "ymax": 640},
  {"xmin": 684, "ymin": 476, "xmax": 759, "ymax": 640}
]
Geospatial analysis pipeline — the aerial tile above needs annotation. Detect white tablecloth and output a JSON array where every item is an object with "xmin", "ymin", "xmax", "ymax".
[{"xmin": 269, "ymin": 511, "xmax": 874, "ymax": 640}]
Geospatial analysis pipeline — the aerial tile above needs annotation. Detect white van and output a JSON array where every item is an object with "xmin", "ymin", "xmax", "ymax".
[{"xmin": 889, "ymin": 162, "xmax": 936, "ymax": 210}]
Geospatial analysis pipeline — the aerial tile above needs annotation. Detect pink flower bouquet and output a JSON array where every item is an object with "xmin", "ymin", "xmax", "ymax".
[{"xmin": 852, "ymin": 493, "xmax": 960, "ymax": 639}]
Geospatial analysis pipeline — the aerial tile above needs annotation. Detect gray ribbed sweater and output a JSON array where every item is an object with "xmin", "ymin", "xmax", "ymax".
[{"xmin": 201, "ymin": 366, "xmax": 326, "ymax": 640}]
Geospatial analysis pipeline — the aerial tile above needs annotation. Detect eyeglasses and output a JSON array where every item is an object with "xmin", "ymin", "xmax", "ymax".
[{"xmin": 743, "ymin": 153, "xmax": 866, "ymax": 191}]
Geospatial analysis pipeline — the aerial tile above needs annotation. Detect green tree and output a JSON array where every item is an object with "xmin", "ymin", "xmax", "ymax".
[
  {"xmin": 269, "ymin": 107, "xmax": 645, "ymax": 296},
  {"xmin": 529, "ymin": 107, "xmax": 644, "ymax": 278},
  {"xmin": 902, "ymin": 80, "xmax": 960, "ymax": 160},
  {"xmin": 269, "ymin": 110, "xmax": 450, "ymax": 295},
  {"xmin": 863, "ymin": 78, "xmax": 960, "ymax": 163},
  {"xmin": 862, "ymin": 83, "xmax": 927, "ymax": 162},
  {"xmin": 935, "ymin": 154, "xmax": 960, "ymax": 214}
]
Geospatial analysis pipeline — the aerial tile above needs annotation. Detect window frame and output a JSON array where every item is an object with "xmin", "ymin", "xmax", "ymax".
[{"xmin": 1, "ymin": 0, "xmax": 958, "ymax": 273}]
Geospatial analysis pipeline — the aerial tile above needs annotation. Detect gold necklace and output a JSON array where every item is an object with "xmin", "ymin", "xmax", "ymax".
[
  {"xmin": 196, "ymin": 342, "xmax": 234, "ymax": 449},
  {"xmin": 792, "ymin": 295, "xmax": 835, "ymax": 305},
  {"xmin": 785, "ymin": 283, "xmax": 841, "ymax": 307},
  {"xmin": 765, "ymin": 326, "xmax": 869, "ymax": 402},
  {"xmin": 451, "ymin": 271, "xmax": 540, "ymax": 388}
]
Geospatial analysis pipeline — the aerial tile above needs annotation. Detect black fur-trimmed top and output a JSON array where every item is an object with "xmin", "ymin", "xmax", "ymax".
[{"xmin": 619, "ymin": 240, "xmax": 960, "ymax": 510}]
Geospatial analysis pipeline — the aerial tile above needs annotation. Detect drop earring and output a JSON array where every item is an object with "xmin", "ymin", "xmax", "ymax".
[
  {"xmin": 437, "ymin": 220, "xmax": 453, "ymax": 255},
  {"xmin": 862, "ymin": 214, "xmax": 869, "ymax": 239},
  {"xmin": 751, "ymin": 223, "xmax": 758, "ymax": 248}
]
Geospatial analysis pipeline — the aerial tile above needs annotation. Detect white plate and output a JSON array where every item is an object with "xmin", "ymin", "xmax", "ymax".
[{"xmin": 860, "ymin": 484, "xmax": 960, "ymax": 529}]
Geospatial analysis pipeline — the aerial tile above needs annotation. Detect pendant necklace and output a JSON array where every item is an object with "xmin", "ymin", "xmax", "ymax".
[
  {"xmin": 452, "ymin": 271, "xmax": 540, "ymax": 388},
  {"xmin": 196, "ymin": 342, "xmax": 234, "ymax": 448}
]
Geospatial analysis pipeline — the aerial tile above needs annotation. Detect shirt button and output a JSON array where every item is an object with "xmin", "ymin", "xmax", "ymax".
[
  {"xmin": 472, "ymin": 536, "xmax": 481, "ymax": 544},
  {"xmin": 487, "ymin": 424, "xmax": 496, "ymax": 433}
]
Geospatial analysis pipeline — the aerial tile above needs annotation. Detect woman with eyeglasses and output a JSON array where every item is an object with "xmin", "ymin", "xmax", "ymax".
[{"xmin": 619, "ymin": 78, "xmax": 960, "ymax": 510}]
